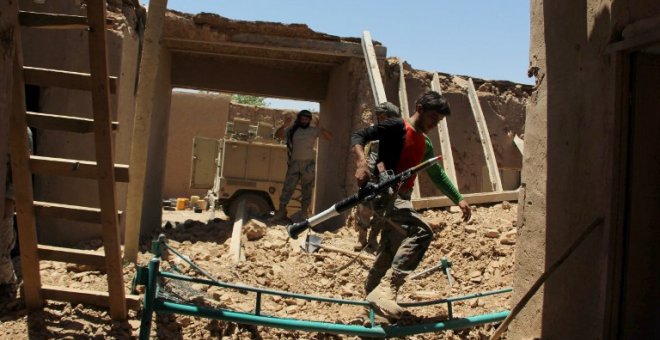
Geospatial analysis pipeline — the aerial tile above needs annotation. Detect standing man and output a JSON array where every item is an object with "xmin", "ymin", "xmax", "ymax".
[
  {"xmin": 351, "ymin": 91, "xmax": 471, "ymax": 320},
  {"xmin": 354, "ymin": 102, "xmax": 401, "ymax": 252},
  {"xmin": 272, "ymin": 110, "xmax": 331, "ymax": 221}
]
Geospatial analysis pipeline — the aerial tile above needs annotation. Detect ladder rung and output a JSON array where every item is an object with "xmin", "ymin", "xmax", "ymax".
[
  {"xmin": 37, "ymin": 245, "xmax": 105, "ymax": 268},
  {"xmin": 34, "ymin": 201, "xmax": 123, "ymax": 224},
  {"xmin": 41, "ymin": 285, "xmax": 141, "ymax": 310},
  {"xmin": 30, "ymin": 155, "xmax": 129, "ymax": 182},
  {"xmin": 27, "ymin": 111, "xmax": 118, "ymax": 133},
  {"xmin": 23, "ymin": 66, "xmax": 117, "ymax": 94},
  {"xmin": 18, "ymin": 10, "xmax": 114, "ymax": 29}
]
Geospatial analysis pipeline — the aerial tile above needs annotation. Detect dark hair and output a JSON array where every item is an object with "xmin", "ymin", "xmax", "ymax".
[
  {"xmin": 297, "ymin": 110, "xmax": 313, "ymax": 118},
  {"xmin": 374, "ymin": 102, "xmax": 401, "ymax": 118},
  {"xmin": 416, "ymin": 90, "xmax": 451, "ymax": 115}
]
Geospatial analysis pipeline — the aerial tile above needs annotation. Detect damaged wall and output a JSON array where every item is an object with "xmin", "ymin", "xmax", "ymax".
[
  {"xmin": 162, "ymin": 91, "xmax": 230, "ymax": 199},
  {"xmin": 511, "ymin": 1, "xmax": 660, "ymax": 339},
  {"xmin": 18, "ymin": 0, "xmax": 141, "ymax": 246}
]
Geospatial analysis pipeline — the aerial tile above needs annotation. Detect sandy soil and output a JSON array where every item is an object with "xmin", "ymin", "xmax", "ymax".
[{"xmin": 0, "ymin": 203, "xmax": 517, "ymax": 339}]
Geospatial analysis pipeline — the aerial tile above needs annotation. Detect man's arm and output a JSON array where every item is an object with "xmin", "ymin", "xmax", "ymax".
[
  {"xmin": 423, "ymin": 137, "xmax": 472, "ymax": 222},
  {"xmin": 352, "ymin": 144, "xmax": 370, "ymax": 187},
  {"xmin": 275, "ymin": 115, "xmax": 294, "ymax": 139}
]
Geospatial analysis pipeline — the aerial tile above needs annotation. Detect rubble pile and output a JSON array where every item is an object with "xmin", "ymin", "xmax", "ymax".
[{"xmin": 0, "ymin": 203, "xmax": 518, "ymax": 339}]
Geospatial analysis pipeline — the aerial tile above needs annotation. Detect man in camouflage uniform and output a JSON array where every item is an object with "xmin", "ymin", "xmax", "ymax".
[
  {"xmin": 273, "ymin": 110, "xmax": 331, "ymax": 221},
  {"xmin": 354, "ymin": 102, "xmax": 402, "ymax": 252},
  {"xmin": 351, "ymin": 92, "xmax": 471, "ymax": 320}
]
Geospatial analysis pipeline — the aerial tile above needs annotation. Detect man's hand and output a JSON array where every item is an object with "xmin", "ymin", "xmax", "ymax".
[
  {"xmin": 355, "ymin": 159, "xmax": 371, "ymax": 187},
  {"xmin": 458, "ymin": 200, "xmax": 472, "ymax": 222}
]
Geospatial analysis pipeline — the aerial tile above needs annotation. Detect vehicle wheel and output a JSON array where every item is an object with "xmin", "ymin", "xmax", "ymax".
[{"xmin": 228, "ymin": 193, "xmax": 271, "ymax": 220}]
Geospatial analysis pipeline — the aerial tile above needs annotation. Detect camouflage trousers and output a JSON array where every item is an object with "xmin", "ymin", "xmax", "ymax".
[
  {"xmin": 368, "ymin": 191, "xmax": 433, "ymax": 283},
  {"xmin": 0, "ymin": 216, "xmax": 16, "ymax": 284},
  {"xmin": 279, "ymin": 159, "xmax": 315, "ymax": 213}
]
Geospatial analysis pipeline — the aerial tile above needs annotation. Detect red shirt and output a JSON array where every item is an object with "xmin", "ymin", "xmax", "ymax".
[{"xmin": 396, "ymin": 120, "xmax": 427, "ymax": 190}]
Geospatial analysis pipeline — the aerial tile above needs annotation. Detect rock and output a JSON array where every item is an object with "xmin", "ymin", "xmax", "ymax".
[
  {"xmin": 501, "ymin": 238, "xmax": 516, "ymax": 245},
  {"xmin": 484, "ymin": 230, "xmax": 500, "ymax": 238},
  {"xmin": 243, "ymin": 220, "xmax": 267, "ymax": 241},
  {"xmin": 464, "ymin": 225, "xmax": 478, "ymax": 233},
  {"xmin": 410, "ymin": 290, "xmax": 438, "ymax": 300},
  {"xmin": 502, "ymin": 201, "xmax": 512, "ymax": 210},
  {"xmin": 285, "ymin": 305, "xmax": 299, "ymax": 314},
  {"xmin": 449, "ymin": 206, "xmax": 461, "ymax": 213},
  {"xmin": 426, "ymin": 217, "xmax": 447, "ymax": 230}
]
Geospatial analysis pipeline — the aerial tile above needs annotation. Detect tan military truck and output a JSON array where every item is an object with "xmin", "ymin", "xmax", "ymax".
[{"xmin": 190, "ymin": 118, "xmax": 301, "ymax": 220}]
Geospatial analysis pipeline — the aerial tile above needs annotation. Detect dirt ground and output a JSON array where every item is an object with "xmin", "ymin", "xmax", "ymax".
[{"xmin": 0, "ymin": 202, "xmax": 517, "ymax": 339}]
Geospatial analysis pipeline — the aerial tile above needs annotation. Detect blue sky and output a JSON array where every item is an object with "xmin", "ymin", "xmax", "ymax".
[{"xmin": 151, "ymin": 1, "xmax": 531, "ymax": 110}]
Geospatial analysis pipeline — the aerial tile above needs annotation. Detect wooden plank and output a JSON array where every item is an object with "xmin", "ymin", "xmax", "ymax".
[
  {"xmin": 606, "ymin": 28, "xmax": 660, "ymax": 54},
  {"xmin": 229, "ymin": 200, "xmax": 246, "ymax": 264},
  {"xmin": 361, "ymin": 31, "xmax": 387, "ymax": 105},
  {"xmin": 164, "ymin": 33, "xmax": 386, "ymax": 59},
  {"xmin": 23, "ymin": 66, "xmax": 117, "ymax": 94},
  {"xmin": 37, "ymin": 245, "xmax": 106, "ymax": 268},
  {"xmin": 27, "ymin": 111, "xmax": 118, "ymax": 133},
  {"xmin": 34, "ymin": 201, "xmax": 123, "ymax": 223},
  {"xmin": 431, "ymin": 73, "xmax": 459, "ymax": 186},
  {"xmin": 6, "ymin": 0, "xmax": 43, "ymax": 309},
  {"xmin": 123, "ymin": 0, "xmax": 169, "ymax": 264},
  {"xmin": 467, "ymin": 78, "xmax": 503, "ymax": 192},
  {"xmin": 30, "ymin": 155, "xmax": 129, "ymax": 182},
  {"xmin": 42, "ymin": 285, "xmax": 141, "ymax": 310},
  {"xmin": 412, "ymin": 190, "xmax": 519, "ymax": 210},
  {"xmin": 397, "ymin": 60, "xmax": 421, "ymax": 199},
  {"xmin": 513, "ymin": 134, "xmax": 524, "ymax": 154},
  {"xmin": 18, "ymin": 10, "xmax": 114, "ymax": 29},
  {"xmin": 86, "ymin": 0, "xmax": 126, "ymax": 320}
]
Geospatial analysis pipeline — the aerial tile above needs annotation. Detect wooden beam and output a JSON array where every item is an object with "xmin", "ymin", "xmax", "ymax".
[
  {"xmin": 27, "ymin": 111, "xmax": 118, "ymax": 133},
  {"xmin": 397, "ymin": 60, "xmax": 422, "ymax": 199},
  {"xmin": 606, "ymin": 28, "xmax": 660, "ymax": 54},
  {"xmin": 231, "ymin": 33, "xmax": 387, "ymax": 58},
  {"xmin": 431, "ymin": 73, "xmax": 459, "ymax": 186},
  {"xmin": 123, "ymin": 0, "xmax": 169, "ymax": 264},
  {"xmin": 6, "ymin": 0, "xmax": 43, "ymax": 309},
  {"xmin": 41, "ymin": 285, "xmax": 141, "ymax": 310},
  {"xmin": 513, "ymin": 134, "xmax": 524, "ymax": 155},
  {"xmin": 229, "ymin": 200, "xmax": 246, "ymax": 264},
  {"xmin": 18, "ymin": 10, "xmax": 114, "ymax": 29},
  {"xmin": 0, "ymin": 1, "xmax": 17, "ymax": 225},
  {"xmin": 467, "ymin": 78, "xmax": 503, "ymax": 192},
  {"xmin": 164, "ymin": 33, "xmax": 386, "ymax": 59},
  {"xmin": 30, "ymin": 155, "xmax": 129, "ymax": 182},
  {"xmin": 412, "ymin": 190, "xmax": 519, "ymax": 210},
  {"xmin": 37, "ymin": 245, "xmax": 106, "ymax": 268},
  {"xmin": 23, "ymin": 66, "xmax": 117, "ymax": 94},
  {"xmin": 361, "ymin": 31, "xmax": 387, "ymax": 105},
  {"xmin": 86, "ymin": 0, "xmax": 126, "ymax": 320},
  {"xmin": 34, "ymin": 201, "xmax": 123, "ymax": 224}
]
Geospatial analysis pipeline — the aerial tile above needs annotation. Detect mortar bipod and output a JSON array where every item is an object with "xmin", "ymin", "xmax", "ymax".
[{"xmin": 132, "ymin": 234, "xmax": 512, "ymax": 339}]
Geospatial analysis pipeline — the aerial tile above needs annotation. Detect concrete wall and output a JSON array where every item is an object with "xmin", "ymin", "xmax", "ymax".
[
  {"xmin": 511, "ymin": 1, "xmax": 660, "ymax": 339},
  {"xmin": 19, "ymin": 1, "xmax": 139, "ymax": 246},
  {"xmin": 162, "ymin": 91, "xmax": 230, "ymax": 199}
]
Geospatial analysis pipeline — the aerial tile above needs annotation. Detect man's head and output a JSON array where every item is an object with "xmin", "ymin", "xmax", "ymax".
[
  {"xmin": 296, "ymin": 110, "xmax": 313, "ymax": 128},
  {"xmin": 373, "ymin": 102, "xmax": 401, "ymax": 123},
  {"xmin": 413, "ymin": 91, "xmax": 451, "ymax": 133}
]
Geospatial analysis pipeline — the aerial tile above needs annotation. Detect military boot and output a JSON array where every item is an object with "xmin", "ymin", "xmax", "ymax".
[
  {"xmin": 365, "ymin": 268, "xmax": 407, "ymax": 320},
  {"xmin": 354, "ymin": 228, "xmax": 368, "ymax": 251},
  {"xmin": 270, "ymin": 204, "xmax": 288, "ymax": 222}
]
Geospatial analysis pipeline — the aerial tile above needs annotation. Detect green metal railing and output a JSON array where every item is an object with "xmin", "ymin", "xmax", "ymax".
[{"xmin": 136, "ymin": 235, "xmax": 511, "ymax": 339}]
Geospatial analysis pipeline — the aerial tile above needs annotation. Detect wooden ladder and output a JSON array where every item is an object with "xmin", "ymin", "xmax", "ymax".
[{"xmin": 8, "ymin": 2, "xmax": 137, "ymax": 320}]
